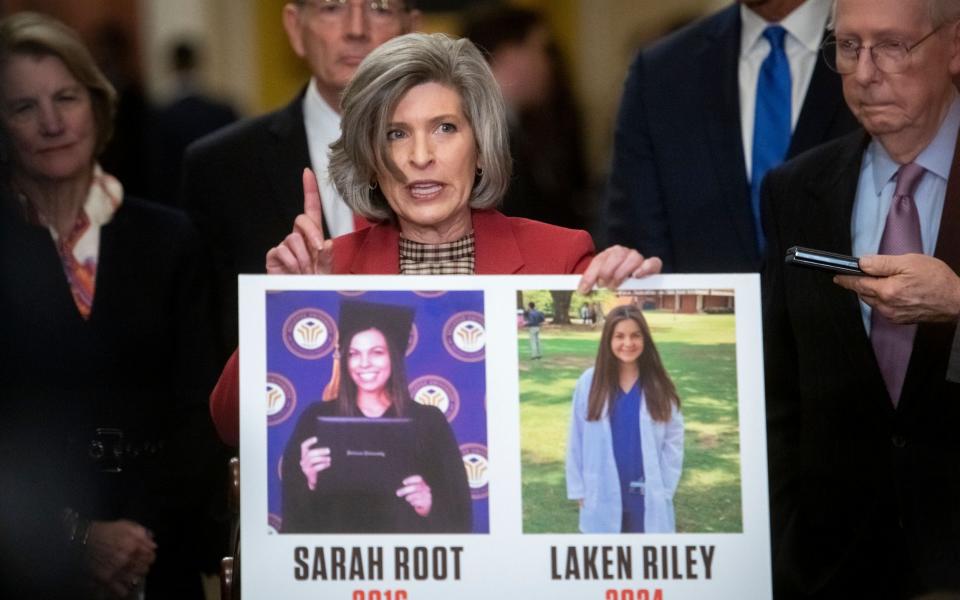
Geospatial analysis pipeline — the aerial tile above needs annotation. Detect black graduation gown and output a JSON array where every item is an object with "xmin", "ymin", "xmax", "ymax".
[{"xmin": 281, "ymin": 400, "xmax": 472, "ymax": 533}]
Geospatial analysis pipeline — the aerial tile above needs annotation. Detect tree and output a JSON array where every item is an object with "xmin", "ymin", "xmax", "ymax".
[{"xmin": 550, "ymin": 290, "xmax": 573, "ymax": 324}]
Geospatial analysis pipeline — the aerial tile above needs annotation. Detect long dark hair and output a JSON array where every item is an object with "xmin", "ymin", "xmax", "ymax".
[
  {"xmin": 336, "ymin": 327, "xmax": 411, "ymax": 418},
  {"xmin": 586, "ymin": 305, "xmax": 679, "ymax": 422}
]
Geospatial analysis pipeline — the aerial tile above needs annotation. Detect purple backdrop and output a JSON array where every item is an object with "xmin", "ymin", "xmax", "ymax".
[{"xmin": 265, "ymin": 290, "xmax": 489, "ymax": 533}]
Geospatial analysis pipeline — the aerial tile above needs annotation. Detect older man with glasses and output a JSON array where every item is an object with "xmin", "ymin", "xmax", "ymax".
[
  {"xmin": 762, "ymin": 0, "xmax": 960, "ymax": 597},
  {"xmin": 181, "ymin": 0, "xmax": 420, "ymax": 357}
]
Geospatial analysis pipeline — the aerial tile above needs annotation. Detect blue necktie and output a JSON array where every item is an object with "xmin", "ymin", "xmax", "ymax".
[{"xmin": 751, "ymin": 25, "xmax": 792, "ymax": 254}]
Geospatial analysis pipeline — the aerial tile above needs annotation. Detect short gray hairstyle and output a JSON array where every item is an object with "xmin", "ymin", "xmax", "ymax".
[
  {"xmin": 829, "ymin": 0, "xmax": 960, "ymax": 30},
  {"xmin": 329, "ymin": 32, "xmax": 511, "ymax": 222},
  {"xmin": 928, "ymin": 0, "xmax": 960, "ymax": 26}
]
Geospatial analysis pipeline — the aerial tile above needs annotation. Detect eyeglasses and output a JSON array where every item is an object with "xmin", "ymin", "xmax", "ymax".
[
  {"xmin": 300, "ymin": 0, "xmax": 405, "ymax": 26},
  {"xmin": 821, "ymin": 26, "xmax": 942, "ymax": 74}
]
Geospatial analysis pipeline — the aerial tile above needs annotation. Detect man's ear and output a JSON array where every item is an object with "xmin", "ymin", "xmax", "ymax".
[
  {"xmin": 282, "ymin": 3, "xmax": 307, "ymax": 59},
  {"xmin": 946, "ymin": 19, "xmax": 960, "ymax": 76}
]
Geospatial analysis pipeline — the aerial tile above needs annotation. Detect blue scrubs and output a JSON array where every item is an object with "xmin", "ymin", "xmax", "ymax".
[{"xmin": 610, "ymin": 381, "xmax": 645, "ymax": 532}]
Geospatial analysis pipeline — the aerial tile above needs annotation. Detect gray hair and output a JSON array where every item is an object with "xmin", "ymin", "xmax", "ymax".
[
  {"xmin": 828, "ymin": 0, "xmax": 960, "ymax": 30},
  {"xmin": 329, "ymin": 32, "xmax": 511, "ymax": 222},
  {"xmin": 929, "ymin": 0, "xmax": 960, "ymax": 26}
]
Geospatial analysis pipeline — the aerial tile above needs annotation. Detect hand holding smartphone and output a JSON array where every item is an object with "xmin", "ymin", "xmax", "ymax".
[{"xmin": 785, "ymin": 246, "xmax": 865, "ymax": 275}]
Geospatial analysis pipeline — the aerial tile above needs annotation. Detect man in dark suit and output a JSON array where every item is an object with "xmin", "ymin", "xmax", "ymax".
[
  {"xmin": 181, "ymin": 1, "xmax": 419, "ymax": 354},
  {"xmin": 152, "ymin": 40, "xmax": 237, "ymax": 207},
  {"xmin": 604, "ymin": 0, "xmax": 858, "ymax": 272},
  {"xmin": 763, "ymin": 0, "xmax": 960, "ymax": 596}
]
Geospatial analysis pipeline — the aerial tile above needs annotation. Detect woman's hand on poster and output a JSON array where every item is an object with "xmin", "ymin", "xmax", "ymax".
[
  {"xmin": 576, "ymin": 499, "xmax": 584, "ymax": 509},
  {"xmin": 397, "ymin": 475, "xmax": 433, "ymax": 517},
  {"xmin": 299, "ymin": 436, "xmax": 332, "ymax": 491},
  {"xmin": 266, "ymin": 168, "xmax": 334, "ymax": 275},
  {"xmin": 84, "ymin": 519, "xmax": 155, "ymax": 599},
  {"xmin": 577, "ymin": 246, "xmax": 662, "ymax": 294}
]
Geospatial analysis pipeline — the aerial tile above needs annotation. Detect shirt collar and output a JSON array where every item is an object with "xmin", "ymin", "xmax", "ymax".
[
  {"xmin": 303, "ymin": 77, "xmax": 341, "ymax": 140},
  {"xmin": 869, "ymin": 92, "xmax": 960, "ymax": 193},
  {"xmin": 16, "ymin": 163, "xmax": 122, "ymax": 233},
  {"xmin": 740, "ymin": 0, "xmax": 832, "ymax": 57}
]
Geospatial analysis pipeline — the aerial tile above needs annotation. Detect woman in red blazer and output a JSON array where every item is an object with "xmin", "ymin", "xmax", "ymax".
[{"xmin": 211, "ymin": 33, "xmax": 660, "ymax": 446}]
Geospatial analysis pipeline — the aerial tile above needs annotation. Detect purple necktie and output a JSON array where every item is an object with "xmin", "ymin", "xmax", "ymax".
[{"xmin": 871, "ymin": 162, "xmax": 925, "ymax": 406}]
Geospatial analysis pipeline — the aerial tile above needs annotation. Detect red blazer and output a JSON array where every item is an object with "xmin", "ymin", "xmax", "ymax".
[{"xmin": 210, "ymin": 209, "xmax": 594, "ymax": 445}]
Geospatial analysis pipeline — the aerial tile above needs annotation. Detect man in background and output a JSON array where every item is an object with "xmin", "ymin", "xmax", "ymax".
[
  {"xmin": 604, "ymin": 0, "xmax": 857, "ymax": 272},
  {"xmin": 152, "ymin": 40, "xmax": 237, "ymax": 207},
  {"xmin": 182, "ymin": 0, "xmax": 419, "ymax": 355},
  {"xmin": 525, "ymin": 302, "xmax": 546, "ymax": 360},
  {"xmin": 463, "ymin": 6, "xmax": 589, "ymax": 230},
  {"xmin": 763, "ymin": 0, "xmax": 960, "ymax": 596}
]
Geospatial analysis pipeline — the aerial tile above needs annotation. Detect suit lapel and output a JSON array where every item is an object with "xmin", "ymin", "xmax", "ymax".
[
  {"xmin": 348, "ymin": 222, "xmax": 400, "ymax": 273},
  {"xmin": 473, "ymin": 211, "xmax": 524, "ymax": 274},
  {"xmin": 788, "ymin": 34, "xmax": 846, "ymax": 159},
  {"xmin": 902, "ymin": 128, "xmax": 960, "ymax": 401},
  {"xmin": 700, "ymin": 7, "xmax": 758, "ymax": 266},
  {"xmin": 933, "ymin": 133, "xmax": 960, "ymax": 269},
  {"xmin": 264, "ymin": 94, "xmax": 313, "ymax": 233},
  {"xmin": 800, "ymin": 132, "xmax": 893, "ymax": 400}
]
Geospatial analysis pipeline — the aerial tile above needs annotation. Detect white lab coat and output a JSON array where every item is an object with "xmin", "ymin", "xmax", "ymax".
[{"xmin": 566, "ymin": 367, "xmax": 684, "ymax": 533}]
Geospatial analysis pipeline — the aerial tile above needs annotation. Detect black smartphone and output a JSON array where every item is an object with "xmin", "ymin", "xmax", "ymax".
[{"xmin": 784, "ymin": 246, "xmax": 865, "ymax": 275}]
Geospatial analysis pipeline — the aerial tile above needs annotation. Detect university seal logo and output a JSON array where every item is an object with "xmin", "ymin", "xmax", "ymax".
[
  {"xmin": 442, "ymin": 311, "xmax": 485, "ymax": 362},
  {"xmin": 460, "ymin": 443, "xmax": 489, "ymax": 500},
  {"xmin": 405, "ymin": 322, "xmax": 419, "ymax": 357},
  {"xmin": 282, "ymin": 308, "xmax": 336, "ymax": 359},
  {"xmin": 266, "ymin": 373, "xmax": 297, "ymax": 426},
  {"xmin": 268, "ymin": 513, "xmax": 282, "ymax": 535},
  {"xmin": 409, "ymin": 375, "xmax": 460, "ymax": 422}
]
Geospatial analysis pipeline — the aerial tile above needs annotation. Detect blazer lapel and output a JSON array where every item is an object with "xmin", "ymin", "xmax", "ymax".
[
  {"xmin": 699, "ymin": 8, "xmax": 758, "ymax": 266},
  {"xmin": 800, "ymin": 132, "xmax": 892, "ymax": 399},
  {"xmin": 933, "ymin": 132, "xmax": 960, "ymax": 269},
  {"xmin": 347, "ymin": 222, "xmax": 400, "ymax": 274},
  {"xmin": 472, "ymin": 210, "xmax": 524, "ymax": 274},
  {"xmin": 342, "ymin": 210, "xmax": 532, "ymax": 274},
  {"xmin": 264, "ymin": 94, "xmax": 312, "ymax": 232},
  {"xmin": 902, "ymin": 128, "xmax": 960, "ymax": 401},
  {"xmin": 788, "ymin": 34, "xmax": 846, "ymax": 159}
]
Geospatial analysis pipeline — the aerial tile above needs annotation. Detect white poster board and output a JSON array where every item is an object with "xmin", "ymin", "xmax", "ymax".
[{"xmin": 239, "ymin": 274, "xmax": 770, "ymax": 600}]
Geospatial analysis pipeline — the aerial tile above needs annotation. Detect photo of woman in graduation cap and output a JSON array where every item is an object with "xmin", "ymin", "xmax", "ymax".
[{"xmin": 281, "ymin": 299, "xmax": 472, "ymax": 533}]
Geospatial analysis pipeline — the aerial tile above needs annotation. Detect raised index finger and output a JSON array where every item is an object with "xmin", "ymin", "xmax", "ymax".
[{"xmin": 302, "ymin": 168, "xmax": 324, "ymax": 236}]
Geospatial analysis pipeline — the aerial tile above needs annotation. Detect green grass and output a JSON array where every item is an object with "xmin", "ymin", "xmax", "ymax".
[{"xmin": 519, "ymin": 310, "xmax": 742, "ymax": 533}]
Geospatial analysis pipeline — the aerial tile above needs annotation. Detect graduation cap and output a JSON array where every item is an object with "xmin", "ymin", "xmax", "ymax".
[{"xmin": 337, "ymin": 299, "xmax": 415, "ymax": 356}]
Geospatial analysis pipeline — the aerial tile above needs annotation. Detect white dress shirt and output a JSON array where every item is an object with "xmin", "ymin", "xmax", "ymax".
[
  {"xmin": 739, "ymin": 0, "xmax": 832, "ymax": 179},
  {"xmin": 303, "ymin": 79, "xmax": 356, "ymax": 237}
]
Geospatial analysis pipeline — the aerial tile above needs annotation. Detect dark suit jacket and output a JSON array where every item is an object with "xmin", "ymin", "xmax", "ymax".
[
  {"xmin": 152, "ymin": 93, "xmax": 237, "ymax": 207},
  {"xmin": 181, "ymin": 94, "xmax": 312, "ymax": 355},
  {"xmin": 762, "ymin": 130, "xmax": 960, "ymax": 598},
  {"xmin": 950, "ymin": 325, "xmax": 960, "ymax": 381},
  {"xmin": 604, "ymin": 3, "xmax": 859, "ymax": 273}
]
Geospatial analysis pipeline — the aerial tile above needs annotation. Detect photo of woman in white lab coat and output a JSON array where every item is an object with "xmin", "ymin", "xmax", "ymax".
[{"xmin": 566, "ymin": 304, "xmax": 684, "ymax": 533}]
